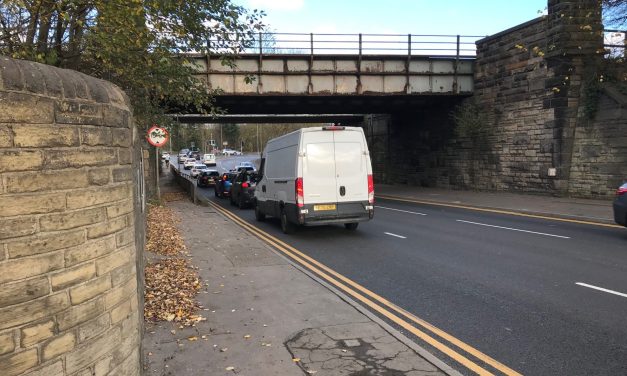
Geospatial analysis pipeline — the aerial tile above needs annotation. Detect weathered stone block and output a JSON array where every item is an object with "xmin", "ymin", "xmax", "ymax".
[
  {"xmin": 0, "ymin": 92, "xmax": 54, "ymax": 123},
  {"xmin": 69, "ymin": 275, "xmax": 112, "ymax": 305},
  {"xmin": 51, "ymin": 263, "xmax": 96, "ymax": 291},
  {"xmin": 0, "ymin": 276, "xmax": 49, "ymax": 308},
  {"xmin": 103, "ymin": 106, "xmax": 129, "ymax": 128},
  {"xmin": 87, "ymin": 215, "xmax": 127, "ymax": 239},
  {"xmin": 44, "ymin": 148, "xmax": 118, "ymax": 169},
  {"xmin": 0, "ymin": 57, "xmax": 24, "ymax": 91},
  {"xmin": 0, "ymin": 331, "xmax": 15, "ymax": 355},
  {"xmin": 110, "ymin": 260, "xmax": 135, "ymax": 287},
  {"xmin": 0, "ymin": 192, "xmax": 65, "ymax": 217},
  {"xmin": 96, "ymin": 246, "xmax": 133, "ymax": 277},
  {"xmin": 42, "ymin": 332, "xmax": 76, "ymax": 361},
  {"xmin": 78, "ymin": 313, "xmax": 110, "ymax": 343},
  {"xmin": 94, "ymin": 356, "xmax": 112, "ymax": 376},
  {"xmin": 0, "ymin": 217, "xmax": 37, "ymax": 240},
  {"xmin": 66, "ymin": 184, "xmax": 129, "ymax": 210},
  {"xmin": 0, "ymin": 292, "xmax": 69, "ymax": 330},
  {"xmin": 57, "ymin": 298, "xmax": 105, "ymax": 331},
  {"xmin": 0, "ymin": 124, "xmax": 12, "ymax": 147},
  {"xmin": 80, "ymin": 126, "xmax": 112, "ymax": 146},
  {"xmin": 0, "ymin": 150, "xmax": 44, "ymax": 173},
  {"xmin": 5, "ymin": 169, "xmax": 89, "ymax": 193},
  {"xmin": 85, "ymin": 78, "xmax": 110, "ymax": 103},
  {"xmin": 104, "ymin": 277, "xmax": 136, "ymax": 309},
  {"xmin": 106, "ymin": 199, "xmax": 133, "ymax": 219},
  {"xmin": 88, "ymin": 168, "xmax": 111, "ymax": 186},
  {"xmin": 22, "ymin": 61, "xmax": 46, "ymax": 94},
  {"xmin": 39, "ymin": 207, "xmax": 105, "ymax": 231},
  {"xmin": 118, "ymin": 148, "xmax": 132, "ymax": 164},
  {"xmin": 116, "ymin": 228, "xmax": 134, "ymax": 247},
  {"xmin": 0, "ymin": 348, "xmax": 38, "ymax": 376},
  {"xmin": 110, "ymin": 300, "xmax": 132, "ymax": 324},
  {"xmin": 111, "ymin": 128, "xmax": 131, "ymax": 147},
  {"xmin": 8, "ymin": 230, "xmax": 85, "ymax": 258},
  {"xmin": 0, "ymin": 252, "xmax": 65, "ymax": 285},
  {"xmin": 20, "ymin": 320, "xmax": 55, "ymax": 347},
  {"xmin": 65, "ymin": 327, "xmax": 121, "ymax": 374},
  {"xmin": 17, "ymin": 360, "xmax": 64, "ymax": 376},
  {"xmin": 112, "ymin": 166, "xmax": 133, "ymax": 182},
  {"xmin": 55, "ymin": 100, "xmax": 102, "ymax": 125},
  {"xmin": 64, "ymin": 237, "xmax": 116, "ymax": 266}
]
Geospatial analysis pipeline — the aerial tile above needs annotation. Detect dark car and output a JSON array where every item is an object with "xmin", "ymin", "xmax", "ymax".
[
  {"xmin": 613, "ymin": 182, "xmax": 627, "ymax": 227},
  {"xmin": 197, "ymin": 170, "xmax": 220, "ymax": 188},
  {"xmin": 230, "ymin": 171, "xmax": 258, "ymax": 209},
  {"xmin": 215, "ymin": 172, "xmax": 237, "ymax": 198}
]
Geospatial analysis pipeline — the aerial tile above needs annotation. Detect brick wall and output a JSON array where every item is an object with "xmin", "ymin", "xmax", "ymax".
[{"xmin": 0, "ymin": 57, "xmax": 142, "ymax": 375}]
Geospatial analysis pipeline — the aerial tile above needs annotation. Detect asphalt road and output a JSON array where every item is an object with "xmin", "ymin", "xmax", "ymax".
[{"xmin": 172, "ymin": 156, "xmax": 627, "ymax": 376}]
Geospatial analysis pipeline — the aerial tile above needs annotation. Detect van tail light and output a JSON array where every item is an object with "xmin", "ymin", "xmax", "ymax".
[
  {"xmin": 367, "ymin": 174, "xmax": 374, "ymax": 204},
  {"xmin": 242, "ymin": 182, "xmax": 249, "ymax": 188},
  {"xmin": 617, "ymin": 186, "xmax": 627, "ymax": 196},
  {"xmin": 296, "ymin": 177, "xmax": 304, "ymax": 207}
]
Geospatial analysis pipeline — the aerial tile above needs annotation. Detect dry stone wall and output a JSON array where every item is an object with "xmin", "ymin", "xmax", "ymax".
[{"xmin": 0, "ymin": 57, "xmax": 142, "ymax": 375}]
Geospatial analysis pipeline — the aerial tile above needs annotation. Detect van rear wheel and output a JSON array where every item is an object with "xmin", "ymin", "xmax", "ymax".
[
  {"xmin": 280, "ymin": 209, "xmax": 296, "ymax": 234},
  {"xmin": 254, "ymin": 203, "xmax": 265, "ymax": 221},
  {"xmin": 344, "ymin": 222, "xmax": 359, "ymax": 230}
]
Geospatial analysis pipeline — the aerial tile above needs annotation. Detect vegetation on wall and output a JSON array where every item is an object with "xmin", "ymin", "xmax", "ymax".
[{"xmin": 451, "ymin": 99, "xmax": 490, "ymax": 146}]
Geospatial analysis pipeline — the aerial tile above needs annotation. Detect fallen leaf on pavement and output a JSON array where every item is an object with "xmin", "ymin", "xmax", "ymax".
[
  {"xmin": 188, "ymin": 336, "xmax": 198, "ymax": 341},
  {"xmin": 293, "ymin": 358, "xmax": 301, "ymax": 362},
  {"xmin": 225, "ymin": 366, "xmax": 235, "ymax": 371},
  {"xmin": 243, "ymin": 335, "xmax": 251, "ymax": 339}
]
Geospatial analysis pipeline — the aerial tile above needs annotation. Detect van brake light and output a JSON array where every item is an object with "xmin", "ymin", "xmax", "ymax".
[
  {"xmin": 296, "ymin": 177, "xmax": 304, "ymax": 207},
  {"xmin": 367, "ymin": 174, "xmax": 374, "ymax": 204},
  {"xmin": 617, "ymin": 186, "xmax": 627, "ymax": 196},
  {"xmin": 323, "ymin": 125, "xmax": 345, "ymax": 131}
]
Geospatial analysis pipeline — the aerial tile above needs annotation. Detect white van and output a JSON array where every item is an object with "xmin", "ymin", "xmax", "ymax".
[
  {"xmin": 203, "ymin": 153, "xmax": 216, "ymax": 166},
  {"xmin": 254, "ymin": 125, "xmax": 374, "ymax": 233}
]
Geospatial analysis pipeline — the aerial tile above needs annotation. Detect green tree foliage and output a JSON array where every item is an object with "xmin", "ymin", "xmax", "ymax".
[
  {"xmin": 222, "ymin": 123, "xmax": 239, "ymax": 147},
  {"xmin": 0, "ymin": 0, "xmax": 265, "ymax": 125}
]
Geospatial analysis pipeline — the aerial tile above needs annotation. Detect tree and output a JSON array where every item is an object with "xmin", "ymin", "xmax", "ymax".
[{"xmin": 0, "ymin": 0, "xmax": 265, "ymax": 125}]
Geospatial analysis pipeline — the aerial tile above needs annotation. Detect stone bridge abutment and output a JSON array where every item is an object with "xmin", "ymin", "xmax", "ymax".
[{"xmin": 0, "ymin": 57, "xmax": 143, "ymax": 376}]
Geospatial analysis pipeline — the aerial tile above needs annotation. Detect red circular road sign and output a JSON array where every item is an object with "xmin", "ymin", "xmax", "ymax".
[{"xmin": 146, "ymin": 125, "xmax": 169, "ymax": 147}]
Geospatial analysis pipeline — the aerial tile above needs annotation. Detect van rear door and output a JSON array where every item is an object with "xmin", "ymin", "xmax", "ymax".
[
  {"xmin": 302, "ymin": 131, "xmax": 336, "ymax": 205},
  {"xmin": 333, "ymin": 130, "xmax": 368, "ymax": 203}
]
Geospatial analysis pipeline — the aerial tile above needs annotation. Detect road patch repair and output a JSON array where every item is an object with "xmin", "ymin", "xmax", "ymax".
[{"xmin": 142, "ymin": 180, "xmax": 451, "ymax": 375}]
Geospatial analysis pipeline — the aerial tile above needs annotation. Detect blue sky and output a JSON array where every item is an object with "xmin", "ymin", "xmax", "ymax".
[{"xmin": 238, "ymin": 0, "xmax": 549, "ymax": 36}]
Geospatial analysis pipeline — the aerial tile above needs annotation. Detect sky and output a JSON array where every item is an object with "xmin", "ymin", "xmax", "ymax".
[{"xmin": 238, "ymin": 0, "xmax": 549, "ymax": 36}]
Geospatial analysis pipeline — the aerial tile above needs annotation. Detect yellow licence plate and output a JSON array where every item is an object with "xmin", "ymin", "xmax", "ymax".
[{"xmin": 314, "ymin": 204, "xmax": 336, "ymax": 211}]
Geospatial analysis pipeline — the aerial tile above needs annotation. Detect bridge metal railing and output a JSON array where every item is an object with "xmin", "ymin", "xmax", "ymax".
[
  {"xmin": 207, "ymin": 32, "xmax": 484, "ymax": 58},
  {"xmin": 205, "ymin": 30, "xmax": 625, "ymax": 60}
]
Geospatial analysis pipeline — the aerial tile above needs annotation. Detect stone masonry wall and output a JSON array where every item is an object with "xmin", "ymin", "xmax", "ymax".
[
  {"xmin": 568, "ymin": 87, "xmax": 627, "ymax": 196},
  {"xmin": 0, "ymin": 57, "xmax": 142, "ymax": 375}
]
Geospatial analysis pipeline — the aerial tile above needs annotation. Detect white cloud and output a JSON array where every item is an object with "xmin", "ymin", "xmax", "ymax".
[{"xmin": 246, "ymin": 0, "xmax": 305, "ymax": 11}]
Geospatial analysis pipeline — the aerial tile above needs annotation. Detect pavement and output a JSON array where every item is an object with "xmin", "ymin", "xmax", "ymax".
[{"xmin": 142, "ymin": 167, "xmax": 619, "ymax": 376}]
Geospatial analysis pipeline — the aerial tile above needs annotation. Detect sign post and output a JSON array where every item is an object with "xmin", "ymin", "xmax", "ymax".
[{"xmin": 146, "ymin": 125, "xmax": 169, "ymax": 199}]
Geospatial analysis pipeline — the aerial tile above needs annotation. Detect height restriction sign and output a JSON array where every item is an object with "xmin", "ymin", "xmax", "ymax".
[{"xmin": 146, "ymin": 125, "xmax": 168, "ymax": 147}]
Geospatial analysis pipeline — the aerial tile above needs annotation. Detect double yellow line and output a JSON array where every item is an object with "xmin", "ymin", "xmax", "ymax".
[{"xmin": 207, "ymin": 200, "xmax": 522, "ymax": 376}]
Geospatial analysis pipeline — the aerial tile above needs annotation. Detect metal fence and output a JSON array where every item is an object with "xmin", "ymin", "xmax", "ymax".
[
  {"xmin": 208, "ymin": 32, "xmax": 484, "ymax": 57},
  {"xmin": 206, "ymin": 30, "xmax": 625, "ymax": 59}
]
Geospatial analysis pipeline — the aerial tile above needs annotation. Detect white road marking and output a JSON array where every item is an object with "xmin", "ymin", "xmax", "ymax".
[
  {"xmin": 384, "ymin": 232, "xmax": 407, "ymax": 239},
  {"xmin": 375, "ymin": 206, "xmax": 427, "ymax": 216},
  {"xmin": 456, "ymin": 220, "xmax": 570, "ymax": 239},
  {"xmin": 575, "ymin": 282, "xmax": 627, "ymax": 298}
]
